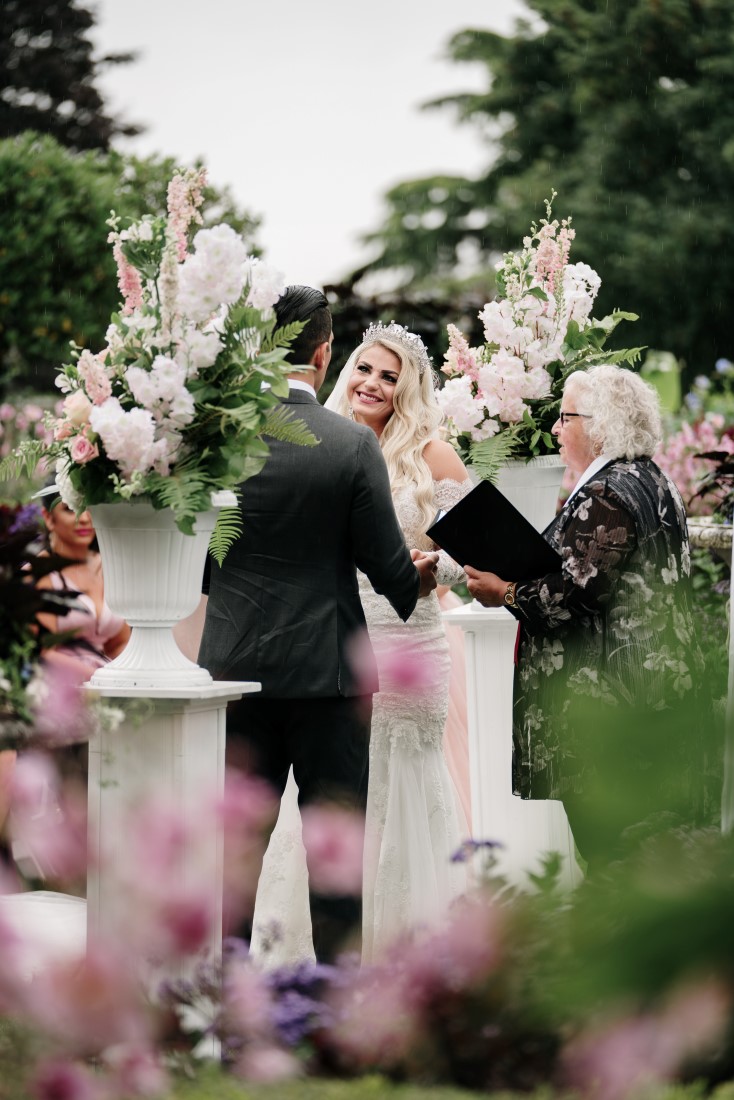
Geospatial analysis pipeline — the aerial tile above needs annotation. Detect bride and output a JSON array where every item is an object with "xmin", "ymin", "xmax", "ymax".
[{"xmin": 252, "ymin": 323, "xmax": 471, "ymax": 963}]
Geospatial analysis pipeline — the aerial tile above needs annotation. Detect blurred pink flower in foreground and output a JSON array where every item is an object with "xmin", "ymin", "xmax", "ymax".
[
  {"xmin": 218, "ymin": 769, "xmax": 278, "ymax": 922},
  {"xmin": 396, "ymin": 892, "xmax": 503, "ymax": 1001},
  {"xmin": 330, "ymin": 965, "xmax": 420, "ymax": 1067},
  {"xmin": 224, "ymin": 958, "xmax": 274, "ymax": 1042},
  {"xmin": 29, "ymin": 662, "xmax": 92, "ymax": 746},
  {"xmin": 234, "ymin": 1043, "xmax": 302, "ymax": 1083},
  {"xmin": 32, "ymin": 1058, "xmax": 101, "ymax": 1100},
  {"xmin": 9, "ymin": 752, "xmax": 88, "ymax": 882},
  {"xmin": 301, "ymin": 804, "xmax": 365, "ymax": 896},
  {"xmin": 102, "ymin": 1042, "xmax": 168, "ymax": 1098},
  {"xmin": 23, "ymin": 944, "xmax": 151, "ymax": 1056},
  {"xmin": 347, "ymin": 628, "xmax": 440, "ymax": 697},
  {"xmin": 563, "ymin": 979, "xmax": 730, "ymax": 1100}
]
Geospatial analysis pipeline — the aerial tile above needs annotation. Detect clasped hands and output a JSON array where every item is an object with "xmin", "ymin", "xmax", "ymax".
[{"xmin": 411, "ymin": 548, "xmax": 439, "ymax": 597}]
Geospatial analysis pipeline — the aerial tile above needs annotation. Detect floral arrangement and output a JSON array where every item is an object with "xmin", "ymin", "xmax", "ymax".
[
  {"xmin": 1, "ymin": 168, "xmax": 315, "ymax": 548},
  {"xmin": 437, "ymin": 193, "xmax": 643, "ymax": 478},
  {"xmin": 655, "ymin": 412, "xmax": 734, "ymax": 517}
]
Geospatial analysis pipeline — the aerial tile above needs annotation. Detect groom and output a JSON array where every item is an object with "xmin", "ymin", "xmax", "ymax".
[{"xmin": 198, "ymin": 285, "xmax": 438, "ymax": 961}]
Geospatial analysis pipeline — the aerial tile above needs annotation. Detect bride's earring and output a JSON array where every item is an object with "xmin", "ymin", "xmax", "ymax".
[{"xmin": 348, "ymin": 405, "xmax": 355, "ymax": 421}]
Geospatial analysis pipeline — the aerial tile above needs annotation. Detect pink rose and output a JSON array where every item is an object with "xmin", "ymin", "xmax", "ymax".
[
  {"xmin": 54, "ymin": 419, "xmax": 74, "ymax": 441},
  {"xmin": 70, "ymin": 434, "xmax": 99, "ymax": 464},
  {"xmin": 63, "ymin": 390, "xmax": 92, "ymax": 427}
]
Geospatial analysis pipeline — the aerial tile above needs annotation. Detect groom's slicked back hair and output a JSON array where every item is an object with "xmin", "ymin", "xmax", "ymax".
[{"xmin": 275, "ymin": 285, "xmax": 331, "ymax": 366}]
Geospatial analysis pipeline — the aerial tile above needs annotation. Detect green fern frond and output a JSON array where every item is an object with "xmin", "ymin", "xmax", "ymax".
[
  {"xmin": 0, "ymin": 441, "xmax": 48, "ymax": 483},
  {"xmin": 147, "ymin": 472, "xmax": 211, "ymax": 535},
  {"xmin": 468, "ymin": 431, "xmax": 521, "ymax": 483},
  {"xmin": 208, "ymin": 506, "xmax": 243, "ymax": 566},
  {"xmin": 260, "ymin": 320, "xmax": 306, "ymax": 354},
  {"xmin": 261, "ymin": 405, "xmax": 319, "ymax": 447}
]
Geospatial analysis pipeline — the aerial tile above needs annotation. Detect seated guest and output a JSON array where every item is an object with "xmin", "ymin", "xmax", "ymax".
[
  {"xmin": 465, "ymin": 364, "xmax": 707, "ymax": 864},
  {"xmin": 35, "ymin": 490, "xmax": 129, "ymax": 676}
]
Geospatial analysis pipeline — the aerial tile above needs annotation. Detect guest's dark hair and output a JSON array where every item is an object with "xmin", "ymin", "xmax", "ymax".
[{"xmin": 274, "ymin": 285, "xmax": 331, "ymax": 366}]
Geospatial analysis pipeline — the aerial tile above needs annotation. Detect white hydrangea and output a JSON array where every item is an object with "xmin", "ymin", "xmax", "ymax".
[
  {"xmin": 243, "ymin": 257, "xmax": 286, "ymax": 313},
  {"xmin": 125, "ymin": 357, "xmax": 195, "ymax": 431},
  {"xmin": 175, "ymin": 326, "xmax": 222, "ymax": 375},
  {"xmin": 90, "ymin": 397, "xmax": 160, "ymax": 479},
  {"xmin": 178, "ymin": 224, "xmax": 248, "ymax": 323},
  {"xmin": 478, "ymin": 299, "xmax": 518, "ymax": 347},
  {"xmin": 436, "ymin": 376, "xmax": 487, "ymax": 434},
  {"xmin": 563, "ymin": 262, "xmax": 601, "ymax": 327}
]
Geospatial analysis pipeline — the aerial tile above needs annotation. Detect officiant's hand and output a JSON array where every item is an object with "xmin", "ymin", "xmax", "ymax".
[
  {"xmin": 464, "ymin": 565, "xmax": 510, "ymax": 608},
  {"xmin": 411, "ymin": 549, "xmax": 439, "ymax": 597}
]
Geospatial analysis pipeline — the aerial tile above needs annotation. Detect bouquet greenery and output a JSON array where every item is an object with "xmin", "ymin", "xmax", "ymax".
[
  {"xmin": 438, "ymin": 193, "xmax": 644, "ymax": 479},
  {"xmin": 1, "ymin": 168, "xmax": 315, "ymax": 555}
]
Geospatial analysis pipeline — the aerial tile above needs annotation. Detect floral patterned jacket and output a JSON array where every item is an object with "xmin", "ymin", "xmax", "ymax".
[{"xmin": 510, "ymin": 457, "xmax": 704, "ymax": 802}]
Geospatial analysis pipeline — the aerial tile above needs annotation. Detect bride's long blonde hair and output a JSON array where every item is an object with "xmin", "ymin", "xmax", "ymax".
[{"xmin": 327, "ymin": 334, "xmax": 443, "ymax": 550}]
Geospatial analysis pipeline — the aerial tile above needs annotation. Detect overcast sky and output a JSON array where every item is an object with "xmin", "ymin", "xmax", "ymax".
[{"xmin": 91, "ymin": 0, "xmax": 529, "ymax": 288}]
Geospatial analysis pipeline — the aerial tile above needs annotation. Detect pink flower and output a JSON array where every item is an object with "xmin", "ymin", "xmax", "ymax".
[
  {"xmin": 224, "ymin": 958, "xmax": 274, "ymax": 1040},
  {"xmin": 54, "ymin": 419, "xmax": 74, "ymax": 441},
  {"xmin": 159, "ymin": 889, "xmax": 214, "ymax": 956},
  {"xmin": 30, "ymin": 663, "xmax": 91, "ymax": 745},
  {"xmin": 234, "ymin": 1044, "xmax": 301, "ymax": 1083},
  {"xmin": 103, "ymin": 1044, "xmax": 168, "ymax": 1097},
  {"xmin": 398, "ymin": 893, "xmax": 503, "ymax": 1000},
  {"xmin": 329, "ymin": 966, "xmax": 419, "ymax": 1067},
  {"xmin": 113, "ymin": 239, "xmax": 144, "ymax": 315},
  {"xmin": 301, "ymin": 804, "xmax": 365, "ymax": 895},
  {"xmin": 63, "ymin": 391, "xmax": 92, "ymax": 428},
  {"xmin": 562, "ymin": 980, "xmax": 730, "ymax": 1100},
  {"xmin": 166, "ymin": 168, "xmax": 207, "ymax": 261},
  {"xmin": 31, "ymin": 1059, "xmax": 100, "ymax": 1100},
  {"xmin": 69, "ymin": 434, "xmax": 99, "ymax": 465},
  {"xmin": 25, "ymin": 944, "xmax": 150, "ymax": 1055}
]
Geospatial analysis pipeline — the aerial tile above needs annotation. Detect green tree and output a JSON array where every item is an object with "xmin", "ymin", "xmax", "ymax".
[
  {"xmin": 364, "ymin": 0, "xmax": 734, "ymax": 379},
  {"xmin": 0, "ymin": 0, "xmax": 140, "ymax": 151},
  {"xmin": 0, "ymin": 133, "xmax": 261, "ymax": 395}
]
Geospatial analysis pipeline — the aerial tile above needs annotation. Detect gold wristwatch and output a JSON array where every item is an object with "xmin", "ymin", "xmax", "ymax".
[{"xmin": 504, "ymin": 582, "xmax": 517, "ymax": 607}]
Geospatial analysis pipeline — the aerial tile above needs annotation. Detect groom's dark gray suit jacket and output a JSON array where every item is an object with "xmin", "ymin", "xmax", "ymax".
[{"xmin": 198, "ymin": 389, "xmax": 419, "ymax": 698}]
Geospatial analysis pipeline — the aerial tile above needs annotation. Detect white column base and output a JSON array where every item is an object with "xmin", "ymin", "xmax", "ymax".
[
  {"xmin": 444, "ymin": 604, "xmax": 582, "ymax": 888},
  {"xmin": 86, "ymin": 680, "xmax": 259, "ymax": 978}
]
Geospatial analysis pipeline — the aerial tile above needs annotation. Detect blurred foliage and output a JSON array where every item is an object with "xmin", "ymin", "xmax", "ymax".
[
  {"xmin": 361, "ymin": 0, "xmax": 734, "ymax": 388},
  {"xmin": 0, "ymin": 133, "xmax": 261, "ymax": 396},
  {"xmin": 0, "ymin": 0, "xmax": 140, "ymax": 152}
]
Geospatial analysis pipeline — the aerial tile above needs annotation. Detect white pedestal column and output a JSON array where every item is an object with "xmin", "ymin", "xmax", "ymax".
[
  {"xmin": 86, "ymin": 681, "xmax": 259, "ymax": 976},
  {"xmin": 443, "ymin": 603, "xmax": 581, "ymax": 888}
]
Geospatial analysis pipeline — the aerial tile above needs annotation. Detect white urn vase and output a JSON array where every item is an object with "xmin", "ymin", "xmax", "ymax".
[
  {"xmin": 88, "ymin": 490, "xmax": 236, "ymax": 691},
  {"xmin": 493, "ymin": 453, "xmax": 566, "ymax": 532}
]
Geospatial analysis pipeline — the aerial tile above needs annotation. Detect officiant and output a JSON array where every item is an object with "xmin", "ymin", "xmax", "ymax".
[{"xmin": 465, "ymin": 364, "xmax": 706, "ymax": 864}]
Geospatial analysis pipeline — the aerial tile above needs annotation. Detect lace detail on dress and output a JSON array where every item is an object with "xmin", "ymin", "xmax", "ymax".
[
  {"xmin": 359, "ymin": 476, "xmax": 470, "ymax": 962},
  {"xmin": 431, "ymin": 478, "xmax": 473, "ymax": 586}
]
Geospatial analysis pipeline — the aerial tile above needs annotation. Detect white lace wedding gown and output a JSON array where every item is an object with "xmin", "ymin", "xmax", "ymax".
[{"xmin": 251, "ymin": 478, "xmax": 471, "ymax": 966}]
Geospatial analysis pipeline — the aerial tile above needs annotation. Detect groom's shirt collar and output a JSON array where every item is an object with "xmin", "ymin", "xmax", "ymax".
[{"xmin": 287, "ymin": 378, "xmax": 317, "ymax": 398}]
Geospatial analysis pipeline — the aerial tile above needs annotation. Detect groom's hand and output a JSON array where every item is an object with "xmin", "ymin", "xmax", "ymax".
[{"xmin": 411, "ymin": 549, "xmax": 439, "ymax": 597}]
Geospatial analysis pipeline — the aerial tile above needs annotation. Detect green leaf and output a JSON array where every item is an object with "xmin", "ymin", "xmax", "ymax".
[
  {"xmin": 526, "ymin": 286, "xmax": 548, "ymax": 301},
  {"xmin": 468, "ymin": 429, "xmax": 522, "ymax": 482},
  {"xmin": 208, "ymin": 506, "xmax": 243, "ymax": 566},
  {"xmin": 261, "ymin": 406, "xmax": 320, "ymax": 446},
  {"xmin": 0, "ymin": 440, "xmax": 50, "ymax": 483}
]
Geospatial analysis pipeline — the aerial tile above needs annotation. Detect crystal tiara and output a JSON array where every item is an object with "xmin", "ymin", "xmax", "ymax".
[{"xmin": 363, "ymin": 321, "xmax": 433, "ymax": 378}]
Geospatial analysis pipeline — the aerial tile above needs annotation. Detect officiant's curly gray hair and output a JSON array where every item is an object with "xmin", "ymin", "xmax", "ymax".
[{"xmin": 564, "ymin": 364, "xmax": 662, "ymax": 461}]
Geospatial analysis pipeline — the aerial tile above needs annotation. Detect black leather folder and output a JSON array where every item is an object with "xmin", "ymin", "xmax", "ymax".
[{"xmin": 426, "ymin": 478, "xmax": 563, "ymax": 581}]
